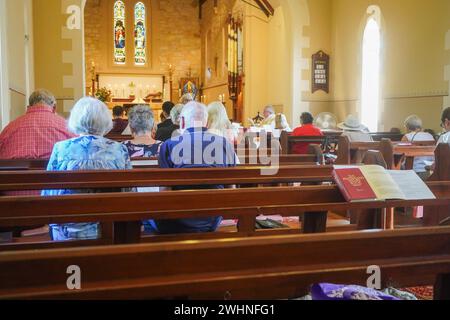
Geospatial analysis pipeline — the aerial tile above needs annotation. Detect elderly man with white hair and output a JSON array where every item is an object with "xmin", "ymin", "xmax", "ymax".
[
  {"xmin": 156, "ymin": 101, "xmax": 237, "ymax": 234},
  {"xmin": 0, "ymin": 89, "xmax": 75, "ymax": 159},
  {"xmin": 42, "ymin": 97, "xmax": 132, "ymax": 241}
]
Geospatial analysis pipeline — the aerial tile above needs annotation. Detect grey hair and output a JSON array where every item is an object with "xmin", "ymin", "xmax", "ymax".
[
  {"xmin": 170, "ymin": 104, "xmax": 184, "ymax": 126},
  {"xmin": 29, "ymin": 89, "xmax": 56, "ymax": 107},
  {"xmin": 180, "ymin": 101, "xmax": 208, "ymax": 129},
  {"xmin": 404, "ymin": 115, "xmax": 423, "ymax": 131},
  {"xmin": 128, "ymin": 105, "xmax": 155, "ymax": 136},
  {"xmin": 180, "ymin": 93, "xmax": 194, "ymax": 105},
  {"xmin": 264, "ymin": 105, "xmax": 275, "ymax": 115},
  {"xmin": 68, "ymin": 97, "xmax": 113, "ymax": 136}
]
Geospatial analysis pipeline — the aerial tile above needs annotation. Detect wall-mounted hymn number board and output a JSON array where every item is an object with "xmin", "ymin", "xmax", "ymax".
[{"xmin": 312, "ymin": 50, "xmax": 330, "ymax": 94}]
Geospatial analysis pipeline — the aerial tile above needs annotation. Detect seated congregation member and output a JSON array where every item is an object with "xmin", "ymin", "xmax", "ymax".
[
  {"xmin": 207, "ymin": 101, "xmax": 236, "ymax": 144},
  {"xmin": 123, "ymin": 105, "xmax": 162, "ymax": 158},
  {"xmin": 291, "ymin": 112, "xmax": 324, "ymax": 154},
  {"xmin": 0, "ymin": 89, "xmax": 75, "ymax": 159},
  {"xmin": 155, "ymin": 101, "xmax": 237, "ymax": 234},
  {"xmin": 169, "ymin": 104, "xmax": 184, "ymax": 138},
  {"xmin": 402, "ymin": 115, "xmax": 435, "ymax": 179},
  {"xmin": 156, "ymin": 101, "xmax": 179, "ymax": 142},
  {"xmin": 110, "ymin": 106, "xmax": 128, "ymax": 134},
  {"xmin": 42, "ymin": 97, "xmax": 132, "ymax": 241},
  {"xmin": 438, "ymin": 107, "xmax": 450, "ymax": 145},
  {"xmin": 338, "ymin": 115, "xmax": 373, "ymax": 142}
]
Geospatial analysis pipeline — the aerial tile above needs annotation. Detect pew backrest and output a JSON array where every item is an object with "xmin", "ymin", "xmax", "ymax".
[{"xmin": 1, "ymin": 227, "xmax": 449, "ymax": 299}]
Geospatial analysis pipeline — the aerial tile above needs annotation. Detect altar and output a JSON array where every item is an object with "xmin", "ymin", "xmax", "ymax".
[{"xmin": 98, "ymin": 73, "xmax": 166, "ymax": 122}]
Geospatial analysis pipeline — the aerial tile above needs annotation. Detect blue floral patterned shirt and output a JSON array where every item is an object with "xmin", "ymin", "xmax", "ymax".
[{"xmin": 42, "ymin": 136, "xmax": 132, "ymax": 241}]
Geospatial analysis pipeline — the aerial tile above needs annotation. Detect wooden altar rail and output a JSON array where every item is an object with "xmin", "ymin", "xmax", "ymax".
[
  {"xmin": 336, "ymin": 136, "xmax": 437, "ymax": 168},
  {"xmin": 0, "ymin": 182, "xmax": 449, "ymax": 252},
  {"xmin": 1, "ymin": 226, "xmax": 450, "ymax": 300}
]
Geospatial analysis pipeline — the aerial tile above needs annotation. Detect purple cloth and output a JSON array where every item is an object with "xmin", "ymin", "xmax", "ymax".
[{"xmin": 311, "ymin": 283, "xmax": 400, "ymax": 300}]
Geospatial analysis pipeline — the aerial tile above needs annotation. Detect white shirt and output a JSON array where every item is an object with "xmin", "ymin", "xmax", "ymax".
[
  {"xmin": 438, "ymin": 131, "xmax": 450, "ymax": 145},
  {"xmin": 342, "ymin": 131, "xmax": 373, "ymax": 142},
  {"xmin": 404, "ymin": 131, "xmax": 435, "ymax": 173}
]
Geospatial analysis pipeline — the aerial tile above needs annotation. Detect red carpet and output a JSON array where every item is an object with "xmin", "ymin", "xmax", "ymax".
[{"xmin": 403, "ymin": 286, "xmax": 434, "ymax": 300}]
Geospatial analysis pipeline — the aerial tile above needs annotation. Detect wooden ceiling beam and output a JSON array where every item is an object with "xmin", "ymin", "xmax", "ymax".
[
  {"xmin": 199, "ymin": 0, "xmax": 207, "ymax": 19},
  {"xmin": 253, "ymin": 0, "xmax": 274, "ymax": 18}
]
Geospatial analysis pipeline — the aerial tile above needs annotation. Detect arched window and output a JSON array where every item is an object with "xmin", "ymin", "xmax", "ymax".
[
  {"xmin": 361, "ymin": 6, "xmax": 381, "ymax": 132},
  {"xmin": 134, "ymin": 2, "xmax": 147, "ymax": 65},
  {"xmin": 114, "ymin": 0, "xmax": 126, "ymax": 64}
]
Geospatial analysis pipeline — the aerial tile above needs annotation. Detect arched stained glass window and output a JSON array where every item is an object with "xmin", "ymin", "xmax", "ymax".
[
  {"xmin": 114, "ymin": 0, "xmax": 126, "ymax": 64},
  {"xmin": 134, "ymin": 2, "xmax": 146, "ymax": 65}
]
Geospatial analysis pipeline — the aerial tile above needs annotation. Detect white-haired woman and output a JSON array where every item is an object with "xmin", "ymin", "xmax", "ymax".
[
  {"xmin": 402, "ymin": 115, "xmax": 435, "ymax": 177},
  {"xmin": 207, "ymin": 101, "xmax": 237, "ymax": 144},
  {"xmin": 42, "ymin": 97, "xmax": 132, "ymax": 241},
  {"xmin": 123, "ymin": 105, "xmax": 162, "ymax": 158}
]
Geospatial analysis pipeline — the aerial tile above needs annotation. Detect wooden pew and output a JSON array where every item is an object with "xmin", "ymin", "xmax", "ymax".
[
  {"xmin": 379, "ymin": 139, "xmax": 436, "ymax": 170},
  {"xmin": 370, "ymin": 132, "xmax": 404, "ymax": 142},
  {"xmin": 104, "ymin": 134, "xmax": 133, "ymax": 142},
  {"xmin": 0, "ymin": 159, "xmax": 48, "ymax": 171},
  {"xmin": 336, "ymin": 136, "xmax": 436, "ymax": 167},
  {"xmin": 1, "ymin": 226, "xmax": 449, "ymax": 299},
  {"xmin": 0, "ymin": 182, "xmax": 448, "ymax": 252},
  {"xmin": 0, "ymin": 165, "xmax": 334, "ymax": 192},
  {"xmin": 0, "ymin": 153, "xmax": 320, "ymax": 171},
  {"xmin": 424, "ymin": 143, "xmax": 450, "ymax": 227},
  {"xmin": 280, "ymin": 131, "xmax": 340, "ymax": 155}
]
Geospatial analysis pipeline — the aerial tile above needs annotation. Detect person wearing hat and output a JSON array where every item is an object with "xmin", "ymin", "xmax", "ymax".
[{"xmin": 338, "ymin": 115, "xmax": 373, "ymax": 142}]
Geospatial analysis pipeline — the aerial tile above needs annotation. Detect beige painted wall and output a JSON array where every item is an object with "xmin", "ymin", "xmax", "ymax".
[
  {"xmin": 330, "ymin": 0, "xmax": 450, "ymax": 132},
  {"xmin": 33, "ymin": 0, "xmax": 86, "ymax": 116},
  {"xmin": 2, "ymin": 0, "xmax": 34, "ymax": 123},
  {"xmin": 200, "ymin": 0, "xmax": 236, "ymax": 117}
]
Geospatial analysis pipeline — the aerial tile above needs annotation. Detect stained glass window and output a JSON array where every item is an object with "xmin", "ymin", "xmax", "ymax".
[
  {"xmin": 114, "ymin": 0, "xmax": 126, "ymax": 64},
  {"xmin": 134, "ymin": 2, "xmax": 146, "ymax": 65}
]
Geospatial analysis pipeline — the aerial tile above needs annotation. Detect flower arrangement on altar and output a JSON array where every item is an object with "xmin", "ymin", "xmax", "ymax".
[{"xmin": 95, "ymin": 87, "xmax": 112, "ymax": 102}]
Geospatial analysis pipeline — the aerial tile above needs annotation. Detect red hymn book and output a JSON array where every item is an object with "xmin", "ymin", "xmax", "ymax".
[{"xmin": 332, "ymin": 168, "xmax": 377, "ymax": 202}]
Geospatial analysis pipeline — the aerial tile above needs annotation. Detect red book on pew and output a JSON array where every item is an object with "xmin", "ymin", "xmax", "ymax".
[
  {"xmin": 333, "ymin": 165, "xmax": 436, "ymax": 202},
  {"xmin": 332, "ymin": 168, "xmax": 377, "ymax": 202}
]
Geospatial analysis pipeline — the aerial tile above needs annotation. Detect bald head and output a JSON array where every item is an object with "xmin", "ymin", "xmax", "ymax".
[{"xmin": 180, "ymin": 101, "xmax": 208, "ymax": 130}]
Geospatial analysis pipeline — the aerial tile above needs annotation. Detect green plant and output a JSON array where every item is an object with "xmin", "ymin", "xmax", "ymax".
[{"xmin": 95, "ymin": 87, "xmax": 112, "ymax": 102}]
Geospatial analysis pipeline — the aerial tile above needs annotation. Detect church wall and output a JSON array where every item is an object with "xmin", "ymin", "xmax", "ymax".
[
  {"xmin": 33, "ymin": 0, "xmax": 86, "ymax": 116},
  {"xmin": 330, "ymin": 0, "xmax": 450, "ymax": 132},
  {"xmin": 303, "ymin": 0, "xmax": 332, "ymax": 120},
  {"xmin": 1, "ymin": 0, "xmax": 34, "ymax": 124},
  {"xmin": 199, "ymin": 0, "xmax": 330, "ymax": 127},
  {"xmin": 84, "ymin": 0, "xmax": 202, "ymax": 103},
  {"xmin": 199, "ymin": 0, "xmax": 237, "ymax": 118}
]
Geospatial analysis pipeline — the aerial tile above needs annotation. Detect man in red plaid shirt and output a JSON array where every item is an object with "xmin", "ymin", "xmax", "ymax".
[{"xmin": 0, "ymin": 89, "xmax": 75, "ymax": 159}]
